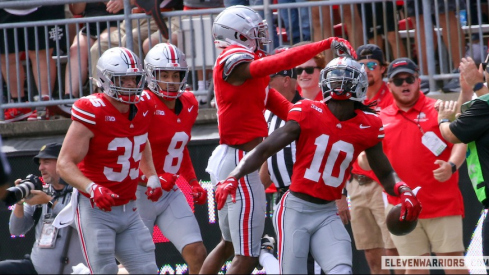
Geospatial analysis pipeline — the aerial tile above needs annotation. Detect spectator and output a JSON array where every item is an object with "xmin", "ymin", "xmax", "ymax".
[
  {"xmin": 0, "ymin": 5, "xmax": 65, "ymax": 122},
  {"xmin": 201, "ymin": 5, "xmax": 354, "ymax": 274},
  {"xmin": 406, "ymin": 0, "xmax": 466, "ymax": 93},
  {"xmin": 310, "ymin": 2, "xmax": 363, "ymax": 62},
  {"xmin": 56, "ymin": 47, "xmax": 160, "ymax": 274},
  {"xmin": 278, "ymin": 0, "xmax": 311, "ymax": 44},
  {"xmin": 360, "ymin": 3, "xmax": 407, "ymax": 60},
  {"xmin": 293, "ymin": 41, "xmax": 326, "ymax": 101},
  {"xmin": 58, "ymin": 1, "xmax": 123, "ymax": 117},
  {"xmin": 217, "ymin": 55, "xmax": 421, "ymax": 274},
  {"xmin": 138, "ymin": 43, "xmax": 207, "ymax": 274},
  {"xmin": 0, "ymin": 143, "xmax": 86, "ymax": 274},
  {"xmin": 437, "ymin": 56, "xmax": 489, "ymax": 257},
  {"xmin": 347, "ymin": 44, "xmax": 399, "ymax": 274},
  {"xmin": 90, "ymin": 0, "xmax": 182, "ymax": 86},
  {"xmin": 380, "ymin": 57, "xmax": 467, "ymax": 274}
]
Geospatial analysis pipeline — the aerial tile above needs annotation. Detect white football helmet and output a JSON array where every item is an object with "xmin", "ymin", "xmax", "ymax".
[
  {"xmin": 144, "ymin": 43, "xmax": 189, "ymax": 100},
  {"xmin": 320, "ymin": 56, "xmax": 368, "ymax": 102},
  {"xmin": 212, "ymin": 5, "xmax": 270, "ymax": 52},
  {"xmin": 95, "ymin": 47, "xmax": 145, "ymax": 104}
]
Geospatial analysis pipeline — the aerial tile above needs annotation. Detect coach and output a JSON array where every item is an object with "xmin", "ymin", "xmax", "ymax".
[{"xmin": 437, "ymin": 56, "xmax": 489, "ymax": 257}]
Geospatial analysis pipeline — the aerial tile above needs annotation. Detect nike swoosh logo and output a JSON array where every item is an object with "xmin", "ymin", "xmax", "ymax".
[
  {"xmin": 359, "ymin": 124, "xmax": 370, "ymax": 129},
  {"xmin": 188, "ymin": 106, "xmax": 194, "ymax": 112},
  {"xmin": 143, "ymin": 111, "xmax": 149, "ymax": 117},
  {"xmin": 59, "ymin": 221, "xmax": 71, "ymax": 226}
]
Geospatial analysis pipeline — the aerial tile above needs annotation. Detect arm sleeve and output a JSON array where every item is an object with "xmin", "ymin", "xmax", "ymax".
[
  {"xmin": 249, "ymin": 39, "xmax": 333, "ymax": 78},
  {"xmin": 450, "ymin": 101, "xmax": 489, "ymax": 143},
  {"xmin": 9, "ymin": 204, "xmax": 36, "ymax": 236},
  {"xmin": 179, "ymin": 147, "xmax": 197, "ymax": 183},
  {"xmin": 266, "ymin": 88, "xmax": 293, "ymax": 121}
]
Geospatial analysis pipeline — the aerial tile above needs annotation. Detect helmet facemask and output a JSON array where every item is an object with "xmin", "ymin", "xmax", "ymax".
[
  {"xmin": 99, "ymin": 70, "xmax": 146, "ymax": 104},
  {"xmin": 148, "ymin": 66, "xmax": 189, "ymax": 100},
  {"xmin": 320, "ymin": 58, "xmax": 367, "ymax": 102}
]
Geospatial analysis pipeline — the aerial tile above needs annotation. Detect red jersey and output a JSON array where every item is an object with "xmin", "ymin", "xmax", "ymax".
[
  {"xmin": 288, "ymin": 100, "xmax": 384, "ymax": 201},
  {"xmin": 142, "ymin": 90, "xmax": 198, "ymax": 181},
  {"xmin": 214, "ymin": 45, "xmax": 290, "ymax": 145},
  {"xmin": 351, "ymin": 82, "xmax": 393, "ymax": 181},
  {"xmin": 380, "ymin": 93, "xmax": 464, "ymax": 218},
  {"xmin": 72, "ymin": 93, "xmax": 153, "ymax": 205}
]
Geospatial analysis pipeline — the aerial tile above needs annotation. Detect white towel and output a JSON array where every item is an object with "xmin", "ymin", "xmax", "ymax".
[
  {"xmin": 71, "ymin": 263, "xmax": 90, "ymax": 274},
  {"xmin": 53, "ymin": 188, "xmax": 79, "ymax": 228},
  {"xmin": 205, "ymin": 144, "xmax": 228, "ymax": 185}
]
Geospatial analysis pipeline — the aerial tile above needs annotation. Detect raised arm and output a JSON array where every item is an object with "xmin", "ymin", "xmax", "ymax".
[{"xmin": 226, "ymin": 38, "xmax": 355, "ymax": 85}]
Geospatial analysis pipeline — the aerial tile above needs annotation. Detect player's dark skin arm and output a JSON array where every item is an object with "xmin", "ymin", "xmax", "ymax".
[
  {"xmin": 229, "ymin": 120, "xmax": 301, "ymax": 179},
  {"xmin": 364, "ymin": 142, "xmax": 397, "ymax": 196}
]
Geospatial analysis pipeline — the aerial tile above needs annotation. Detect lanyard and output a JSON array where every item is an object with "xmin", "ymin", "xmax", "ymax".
[{"xmin": 399, "ymin": 100, "xmax": 426, "ymax": 135}]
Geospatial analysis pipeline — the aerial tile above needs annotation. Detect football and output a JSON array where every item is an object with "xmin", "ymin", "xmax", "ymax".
[{"xmin": 386, "ymin": 204, "xmax": 418, "ymax": 236}]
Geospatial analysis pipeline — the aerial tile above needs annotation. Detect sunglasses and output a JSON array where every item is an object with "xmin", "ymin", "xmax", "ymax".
[
  {"xmin": 390, "ymin": 75, "xmax": 417, "ymax": 86},
  {"xmin": 359, "ymin": 61, "xmax": 379, "ymax": 71},
  {"xmin": 295, "ymin": 66, "xmax": 320, "ymax": 75}
]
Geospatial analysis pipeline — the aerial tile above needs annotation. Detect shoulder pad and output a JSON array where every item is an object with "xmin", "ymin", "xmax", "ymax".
[{"xmin": 221, "ymin": 52, "xmax": 254, "ymax": 81}]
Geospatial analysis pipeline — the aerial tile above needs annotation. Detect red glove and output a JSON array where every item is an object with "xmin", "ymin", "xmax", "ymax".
[
  {"xmin": 330, "ymin": 37, "xmax": 357, "ymax": 59},
  {"xmin": 190, "ymin": 180, "xmax": 208, "ymax": 205},
  {"xmin": 145, "ymin": 175, "xmax": 163, "ymax": 202},
  {"xmin": 215, "ymin": 177, "xmax": 239, "ymax": 210},
  {"xmin": 86, "ymin": 182, "xmax": 119, "ymax": 212},
  {"xmin": 394, "ymin": 182, "xmax": 422, "ymax": 221},
  {"xmin": 157, "ymin": 173, "xmax": 178, "ymax": 192}
]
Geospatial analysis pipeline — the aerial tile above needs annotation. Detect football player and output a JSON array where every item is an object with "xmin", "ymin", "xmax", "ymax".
[
  {"xmin": 215, "ymin": 56, "xmax": 422, "ymax": 274},
  {"xmin": 136, "ymin": 43, "xmax": 207, "ymax": 274},
  {"xmin": 57, "ymin": 47, "xmax": 161, "ymax": 274},
  {"xmin": 202, "ymin": 5, "xmax": 356, "ymax": 274}
]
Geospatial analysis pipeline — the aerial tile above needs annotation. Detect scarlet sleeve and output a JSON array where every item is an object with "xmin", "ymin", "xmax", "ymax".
[
  {"xmin": 266, "ymin": 88, "xmax": 293, "ymax": 121},
  {"xmin": 249, "ymin": 39, "xmax": 335, "ymax": 78},
  {"xmin": 179, "ymin": 147, "xmax": 197, "ymax": 183}
]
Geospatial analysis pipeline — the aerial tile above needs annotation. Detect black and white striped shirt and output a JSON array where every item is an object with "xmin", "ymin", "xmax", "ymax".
[{"xmin": 264, "ymin": 92, "xmax": 302, "ymax": 190}]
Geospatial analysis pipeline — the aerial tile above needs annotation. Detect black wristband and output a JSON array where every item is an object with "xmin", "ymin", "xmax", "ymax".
[
  {"xmin": 449, "ymin": 162, "xmax": 457, "ymax": 174},
  {"xmin": 473, "ymin": 82, "xmax": 485, "ymax": 92},
  {"xmin": 438, "ymin": 118, "xmax": 450, "ymax": 126},
  {"xmin": 342, "ymin": 187, "xmax": 348, "ymax": 196}
]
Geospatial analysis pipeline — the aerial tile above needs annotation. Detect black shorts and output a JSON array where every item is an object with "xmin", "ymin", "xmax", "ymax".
[
  {"xmin": 80, "ymin": 20, "xmax": 120, "ymax": 39},
  {"xmin": 406, "ymin": 0, "xmax": 466, "ymax": 17},
  {"xmin": 361, "ymin": 2, "xmax": 398, "ymax": 39},
  {"xmin": 0, "ymin": 5, "xmax": 65, "ymax": 54}
]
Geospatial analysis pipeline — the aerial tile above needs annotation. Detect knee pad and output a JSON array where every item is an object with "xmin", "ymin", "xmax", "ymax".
[{"xmin": 329, "ymin": 264, "xmax": 352, "ymax": 274}]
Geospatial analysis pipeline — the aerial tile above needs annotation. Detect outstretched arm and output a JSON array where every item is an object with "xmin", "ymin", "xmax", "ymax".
[
  {"xmin": 365, "ymin": 142, "xmax": 396, "ymax": 196},
  {"xmin": 226, "ymin": 38, "xmax": 355, "ymax": 85},
  {"xmin": 230, "ymin": 120, "xmax": 301, "ymax": 180}
]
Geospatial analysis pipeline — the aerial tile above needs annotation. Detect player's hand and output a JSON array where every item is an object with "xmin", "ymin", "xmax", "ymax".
[
  {"xmin": 328, "ymin": 37, "xmax": 356, "ymax": 59},
  {"xmin": 191, "ymin": 181, "xmax": 208, "ymax": 205},
  {"xmin": 158, "ymin": 173, "xmax": 178, "ymax": 192},
  {"xmin": 87, "ymin": 183, "xmax": 119, "ymax": 212},
  {"xmin": 215, "ymin": 177, "xmax": 239, "ymax": 210},
  {"xmin": 336, "ymin": 194, "xmax": 351, "ymax": 225},
  {"xmin": 145, "ymin": 175, "xmax": 163, "ymax": 202},
  {"xmin": 397, "ymin": 183, "xmax": 422, "ymax": 221}
]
